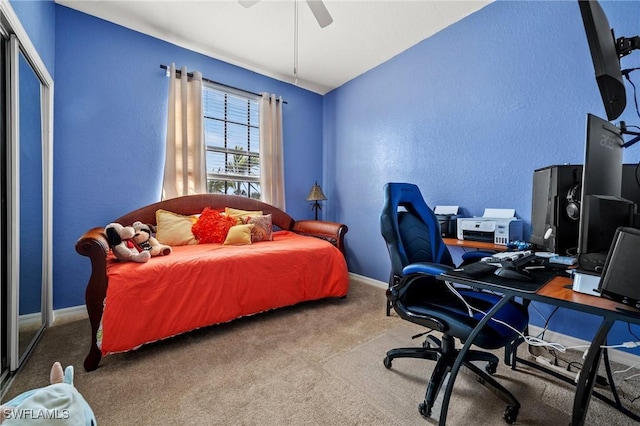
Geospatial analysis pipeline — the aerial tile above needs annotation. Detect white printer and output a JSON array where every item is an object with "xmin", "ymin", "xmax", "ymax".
[{"xmin": 457, "ymin": 209, "xmax": 523, "ymax": 245}]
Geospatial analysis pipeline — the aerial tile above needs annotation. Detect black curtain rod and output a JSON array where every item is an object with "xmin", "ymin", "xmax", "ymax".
[{"xmin": 160, "ymin": 64, "xmax": 287, "ymax": 104}]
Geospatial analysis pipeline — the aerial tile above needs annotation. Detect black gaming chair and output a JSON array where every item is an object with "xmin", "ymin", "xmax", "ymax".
[{"xmin": 380, "ymin": 182, "xmax": 529, "ymax": 423}]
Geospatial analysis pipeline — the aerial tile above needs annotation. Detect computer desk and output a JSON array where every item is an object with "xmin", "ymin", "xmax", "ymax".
[{"xmin": 436, "ymin": 271, "xmax": 640, "ymax": 426}]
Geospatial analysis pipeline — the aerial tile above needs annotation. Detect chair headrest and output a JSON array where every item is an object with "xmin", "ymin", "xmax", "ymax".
[{"xmin": 380, "ymin": 182, "xmax": 449, "ymax": 273}]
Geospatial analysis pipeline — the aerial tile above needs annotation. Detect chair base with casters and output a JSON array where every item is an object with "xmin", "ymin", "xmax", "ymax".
[
  {"xmin": 383, "ymin": 333, "xmax": 520, "ymax": 423},
  {"xmin": 383, "ymin": 271, "xmax": 526, "ymax": 424}
]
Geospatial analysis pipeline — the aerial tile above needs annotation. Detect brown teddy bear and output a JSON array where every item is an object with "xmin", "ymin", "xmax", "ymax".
[
  {"xmin": 105, "ymin": 222, "xmax": 151, "ymax": 263},
  {"xmin": 132, "ymin": 221, "xmax": 172, "ymax": 256}
]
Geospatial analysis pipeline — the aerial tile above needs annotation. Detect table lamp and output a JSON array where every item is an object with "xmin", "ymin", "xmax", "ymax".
[{"xmin": 306, "ymin": 181, "xmax": 327, "ymax": 220}]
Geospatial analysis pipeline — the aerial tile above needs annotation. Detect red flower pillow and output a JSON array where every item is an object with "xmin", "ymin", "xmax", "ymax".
[{"xmin": 192, "ymin": 208, "xmax": 237, "ymax": 244}]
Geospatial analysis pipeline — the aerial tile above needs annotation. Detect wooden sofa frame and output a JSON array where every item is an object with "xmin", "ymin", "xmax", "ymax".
[{"xmin": 75, "ymin": 194, "xmax": 348, "ymax": 371}]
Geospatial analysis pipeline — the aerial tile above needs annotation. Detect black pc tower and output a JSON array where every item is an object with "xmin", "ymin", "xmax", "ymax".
[
  {"xmin": 530, "ymin": 163, "xmax": 640, "ymax": 256},
  {"xmin": 530, "ymin": 165, "xmax": 583, "ymax": 255}
]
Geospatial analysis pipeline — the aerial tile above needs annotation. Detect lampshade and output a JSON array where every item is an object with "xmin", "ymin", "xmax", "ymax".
[{"xmin": 306, "ymin": 182, "xmax": 327, "ymax": 201}]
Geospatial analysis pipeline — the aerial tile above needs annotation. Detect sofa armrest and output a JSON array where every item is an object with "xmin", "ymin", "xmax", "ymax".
[
  {"xmin": 75, "ymin": 227, "xmax": 109, "ymax": 371},
  {"xmin": 292, "ymin": 220, "xmax": 348, "ymax": 256},
  {"xmin": 76, "ymin": 227, "xmax": 109, "ymax": 258}
]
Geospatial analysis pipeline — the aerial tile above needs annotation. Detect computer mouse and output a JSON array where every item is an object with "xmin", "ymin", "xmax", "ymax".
[{"xmin": 494, "ymin": 265, "xmax": 534, "ymax": 282}]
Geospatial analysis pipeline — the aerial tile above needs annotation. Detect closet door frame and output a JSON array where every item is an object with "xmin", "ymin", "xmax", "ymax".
[{"xmin": 1, "ymin": 0, "xmax": 53, "ymax": 378}]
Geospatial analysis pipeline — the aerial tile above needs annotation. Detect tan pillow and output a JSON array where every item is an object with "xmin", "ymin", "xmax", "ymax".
[
  {"xmin": 155, "ymin": 209, "xmax": 198, "ymax": 246},
  {"xmin": 223, "ymin": 224, "xmax": 254, "ymax": 246},
  {"xmin": 225, "ymin": 207, "xmax": 263, "ymax": 226},
  {"xmin": 246, "ymin": 214, "xmax": 273, "ymax": 242}
]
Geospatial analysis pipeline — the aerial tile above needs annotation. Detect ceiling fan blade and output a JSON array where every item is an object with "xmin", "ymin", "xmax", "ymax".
[
  {"xmin": 305, "ymin": 0, "xmax": 333, "ymax": 28},
  {"xmin": 238, "ymin": 0, "xmax": 260, "ymax": 8}
]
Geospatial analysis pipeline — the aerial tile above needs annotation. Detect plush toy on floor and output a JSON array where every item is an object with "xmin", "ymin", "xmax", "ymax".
[
  {"xmin": 0, "ymin": 362, "xmax": 96, "ymax": 425},
  {"xmin": 104, "ymin": 222, "xmax": 150, "ymax": 263},
  {"xmin": 131, "ymin": 221, "xmax": 172, "ymax": 257}
]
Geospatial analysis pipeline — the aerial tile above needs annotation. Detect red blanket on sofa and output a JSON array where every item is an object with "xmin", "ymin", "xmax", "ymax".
[{"xmin": 100, "ymin": 230, "xmax": 349, "ymax": 355}]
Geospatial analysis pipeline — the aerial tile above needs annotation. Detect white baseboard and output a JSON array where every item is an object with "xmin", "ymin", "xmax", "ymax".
[
  {"xmin": 349, "ymin": 272, "xmax": 387, "ymax": 290},
  {"xmin": 349, "ymin": 272, "xmax": 640, "ymax": 368},
  {"xmin": 18, "ymin": 312, "xmax": 43, "ymax": 328},
  {"xmin": 528, "ymin": 325, "xmax": 640, "ymax": 368},
  {"xmin": 51, "ymin": 305, "xmax": 87, "ymax": 323}
]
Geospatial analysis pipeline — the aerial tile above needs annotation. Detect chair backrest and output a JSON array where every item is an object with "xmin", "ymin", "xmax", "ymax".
[{"xmin": 380, "ymin": 182, "xmax": 454, "ymax": 278}]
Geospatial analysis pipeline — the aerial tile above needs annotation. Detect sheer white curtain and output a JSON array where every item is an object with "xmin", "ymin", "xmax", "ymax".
[
  {"xmin": 259, "ymin": 93, "xmax": 285, "ymax": 210},
  {"xmin": 162, "ymin": 64, "xmax": 206, "ymax": 199}
]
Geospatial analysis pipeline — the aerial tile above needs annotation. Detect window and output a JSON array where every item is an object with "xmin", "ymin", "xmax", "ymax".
[{"xmin": 203, "ymin": 84, "xmax": 260, "ymax": 199}]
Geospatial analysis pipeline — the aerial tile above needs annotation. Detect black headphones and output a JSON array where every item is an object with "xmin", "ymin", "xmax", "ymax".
[{"xmin": 566, "ymin": 183, "xmax": 581, "ymax": 221}]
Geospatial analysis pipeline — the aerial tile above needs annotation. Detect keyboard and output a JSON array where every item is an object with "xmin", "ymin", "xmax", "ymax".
[{"xmin": 481, "ymin": 250, "xmax": 533, "ymax": 264}]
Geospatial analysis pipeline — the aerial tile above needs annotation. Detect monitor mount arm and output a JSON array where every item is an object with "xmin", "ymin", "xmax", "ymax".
[
  {"xmin": 617, "ymin": 35, "xmax": 640, "ymax": 58},
  {"xmin": 615, "ymin": 34, "xmax": 640, "ymax": 148},
  {"xmin": 619, "ymin": 121, "xmax": 640, "ymax": 148}
]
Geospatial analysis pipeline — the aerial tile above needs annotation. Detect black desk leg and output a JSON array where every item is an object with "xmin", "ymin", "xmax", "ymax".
[
  {"xmin": 437, "ymin": 295, "xmax": 514, "ymax": 425},
  {"xmin": 572, "ymin": 317, "xmax": 615, "ymax": 425}
]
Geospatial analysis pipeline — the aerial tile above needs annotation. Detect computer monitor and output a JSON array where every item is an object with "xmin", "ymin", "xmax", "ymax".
[
  {"xmin": 577, "ymin": 113, "xmax": 635, "ymax": 273},
  {"xmin": 578, "ymin": 0, "xmax": 626, "ymax": 120},
  {"xmin": 580, "ymin": 114, "xmax": 623, "ymax": 201}
]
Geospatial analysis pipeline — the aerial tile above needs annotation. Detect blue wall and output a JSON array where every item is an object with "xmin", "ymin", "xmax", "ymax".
[
  {"xmin": 324, "ymin": 0, "xmax": 640, "ymax": 351},
  {"xmin": 10, "ymin": 0, "xmax": 55, "ymax": 76}
]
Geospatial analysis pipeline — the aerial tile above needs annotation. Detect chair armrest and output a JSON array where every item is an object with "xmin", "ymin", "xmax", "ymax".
[
  {"xmin": 292, "ymin": 220, "xmax": 348, "ymax": 256},
  {"xmin": 402, "ymin": 262, "xmax": 454, "ymax": 276}
]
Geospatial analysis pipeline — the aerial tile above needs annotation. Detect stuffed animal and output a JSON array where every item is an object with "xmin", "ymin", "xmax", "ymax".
[
  {"xmin": 104, "ymin": 222, "xmax": 150, "ymax": 263},
  {"xmin": 0, "ymin": 362, "xmax": 96, "ymax": 425},
  {"xmin": 132, "ymin": 221, "xmax": 172, "ymax": 256}
]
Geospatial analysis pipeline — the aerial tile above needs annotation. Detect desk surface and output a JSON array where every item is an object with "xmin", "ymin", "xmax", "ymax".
[
  {"xmin": 443, "ymin": 238, "xmax": 507, "ymax": 251},
  {"xmin": 442, "ymin": 271, "xmax": 640, "ymax": 322},
  {"xmin": 537, "ymin": 276, "xmax": 640, "ymax": 320}
]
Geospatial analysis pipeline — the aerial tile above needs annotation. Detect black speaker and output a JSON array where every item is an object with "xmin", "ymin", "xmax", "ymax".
[
  {"xmin": 577, "ymin": 195, "xmax": 635, "ymax": 273},
  {"xmin": 598, "ymin": 227, "xmax": 640, "ymax": 307},
  {"xmin": 530, "ymin": 165, "xmax": 582, "ymax": 255}
]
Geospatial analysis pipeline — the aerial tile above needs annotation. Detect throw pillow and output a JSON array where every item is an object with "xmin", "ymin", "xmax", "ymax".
[
  {"xmin": 246, "ymin": 214, "xmax": 273, "ymax": 242},
  {"xmin": 223, "ymin": 224, "xmax": 254, "ymax": 245},
  {"xmin": 155, "ymin": 209, "xmax": 198, "ymax": 246},
  {"xmin": 192, "ymin": 207, "xmax": 237, "ymax": 244},
  {"xmin": 225, "ymin": 207, "xmax": 263, "ymax": 225}
]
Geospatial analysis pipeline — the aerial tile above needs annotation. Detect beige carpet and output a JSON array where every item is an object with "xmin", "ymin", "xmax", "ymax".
[{"xmin": 3, "ymin": 279, "xmax": 639, "ymax": 425}]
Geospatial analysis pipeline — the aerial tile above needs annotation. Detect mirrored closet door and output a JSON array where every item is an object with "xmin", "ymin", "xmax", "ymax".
[{"xmin": 1, "ymin": 2, "xmax": 53, "ymax": 394}]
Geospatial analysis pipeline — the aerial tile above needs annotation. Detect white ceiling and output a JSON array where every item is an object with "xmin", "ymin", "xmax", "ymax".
[{"xmin": 55, "ymin": 0, "xmax": 491, "ymax": 94}]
